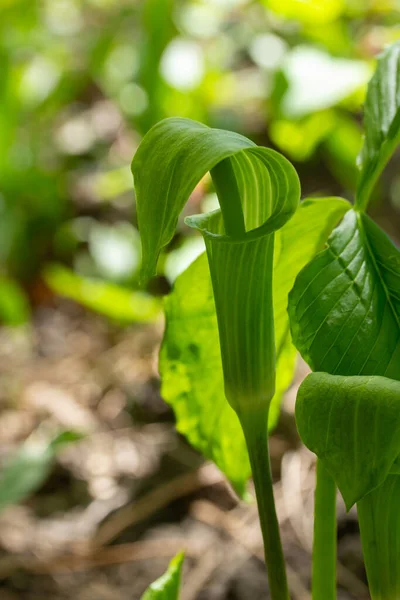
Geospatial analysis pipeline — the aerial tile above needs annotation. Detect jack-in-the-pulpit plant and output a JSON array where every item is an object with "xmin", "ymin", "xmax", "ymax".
[
  {"xmin": 140, "ymin": 552, "xmax": 184, "ymax": 600},
  {"xmin": 133, "ymin": 38, "xmax": 400, "ymax": 600},
  {"xmin": 289, "ymin": 40, "xmax": 400, "ymax": 600},
  {"xmin": 132, "ymin": 118, "xmax": 300, "ymax": 599}
]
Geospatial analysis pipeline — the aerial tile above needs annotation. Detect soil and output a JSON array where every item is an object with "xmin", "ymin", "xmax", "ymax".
[{"xmin": 0, "ymin": 300, "xmax": 369, "ymax": 599}]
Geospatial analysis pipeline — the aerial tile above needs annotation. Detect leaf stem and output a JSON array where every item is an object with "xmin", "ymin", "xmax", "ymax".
[
  {"xmin": 240, "ymin": 410, "xmax": 290, "ymax": 600},
  {"xmin": 357, "ymin": 476, "xmax": 400, "ymax": 600},
  {"xmin": 211, "ymin": 157, "xmax": 246, "ymax": 238},
  {"xmin": 312, "ymin": 459, "xmax": 337, "ymax": 600}
]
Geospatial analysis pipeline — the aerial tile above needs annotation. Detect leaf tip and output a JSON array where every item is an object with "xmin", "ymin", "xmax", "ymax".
[
  {"xmin": 139, "ymin": 256, "xmax": 158, "ymax": 288},
  {"xmin": 344, "ymin": 496, "xmax": 355, "ymax": 513},
  {"xmin": 173, "ymin": 551, "xmax": 185, "ymax": 567}
]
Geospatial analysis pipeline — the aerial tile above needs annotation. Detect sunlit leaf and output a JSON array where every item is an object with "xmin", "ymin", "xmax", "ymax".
[
  {"xmin": 265, "ymin": 0, "xmax": 345, "ymax": 24},
  {"xmin": 141, "ymin": 552, "xmax": 184, "ymax": 600},
  {"xmin": 164, "ymin": 236, "xmax": 205, "ymax": 283},
  {"xmin": 161, "ymin": 198, "xmax": 350, "ymax": 493},
  {"xmin": 356, "ymin": 41, "xmax": 400, "ymax": 210},
  {"xmin": 45, "ymin": 264, "xmax": 161, "ymax": 323},
  {"xmin": 296, "ymin": 372, "xmax": 400, "ymax": 509},
  {"xmin": 270, "ymin": 111, "xmax": 336, "ymax": 162}
]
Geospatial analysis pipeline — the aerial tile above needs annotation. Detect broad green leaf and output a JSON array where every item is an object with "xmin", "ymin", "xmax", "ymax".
[
  {"xmin": 296, "ymin": 373, "xmax": 400, "ymax": 509},
  {"xmin": 161, "ymin": 198, "xmax": 350, "ymax": 493},
  {"xmin": 45, "ymin": 265, "xmax": 161, "ymax": 323},
  {"xmin": 161, "ymin": 252, "xmax": 250, "ymax": 494},
  {"xmin": 141, "ymin": 552, "xmax": 184, "ymax": 600},
  {"xmin": 357, "ymin": 476, "xmax": 400, "ymax": 600},
  {"xmin": 356, "ymin": 41, "xmax": 400, "ymax": 210},
  {"xmin": 289, "ymin": 209, "xmax": 400, "ymax": 381},
  {"xmin": 0, "ymin": 431, "xmax": 80, "ymax": 513}
]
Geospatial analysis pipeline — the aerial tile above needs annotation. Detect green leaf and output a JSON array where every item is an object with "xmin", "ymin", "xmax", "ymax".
[
  {"xmin": 132, "ymin": 117, "xmax": 255, "ymax": 283},
  {"xmin": 289, "ymin": 209, "xmax": 400, "ymax": 381},
  {"xmin": 356, "ymin": 41, "xmax": 400, "ymax": 210},
  {"xmin": 160, "ymin": 198, "xmax": 350, "ymax": 493},
  {"xmin": 357, "ymin": 476, "xmax": 400, "ymax": 600},
  {"xmin": 141, "ymin": 552, "xmax": 184, "ymax": 600},
  {"xmin": 0, "ymin": 431, "xmax": 79, "ymax": 513},
  {"xmin": 132, "ymin": 118, "xmax": 301, "ymax": 280},
  {"xmin": 264, "ymin": 0, "xmax": 344, "ymax": 25},
  {"xmin": 44, "ymin": 264, "xmax": 161, "ymax": 323},
  {"xmin": 296, "ymin": 372, "xmax": 400, "ymax": 509},
  {"xmin": 286, "ymin": 44, "xmax": 400, "ymax": 597},
  {"xmin": 160, "ymin": 252, "xmax": 249, "ymax": 494},
  {"xmin": 0, "ymin": 275, "xmax": 30, "ymax": 325}
]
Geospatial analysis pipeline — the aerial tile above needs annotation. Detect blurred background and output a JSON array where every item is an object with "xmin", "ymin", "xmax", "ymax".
[{"xmin": 0, "ymin": 1, "xmax": 399, "ymax": 598}]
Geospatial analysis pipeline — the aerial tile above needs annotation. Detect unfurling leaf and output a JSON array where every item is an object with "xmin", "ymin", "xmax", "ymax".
[
  {"xmin": 141, "ymin": 552, "xmax": 184, "ymax": 600},
  {"xmin": 356, "ymin": 41, "xmax": 400, "ymax": 210},
  {"xmin": 45, "ymin": 265, "xmax": 161, "ymax": 323},
  {"xmin": 296, "ymin": 373, "xmax": 400, "ymax": 510}
]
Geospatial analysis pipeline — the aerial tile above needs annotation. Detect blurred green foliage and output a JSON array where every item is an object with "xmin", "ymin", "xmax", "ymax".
[
  {"xmin": 0, "ymin": 429, "xmax": 81, "ymax": 513},
  {"xmin": 0, "ymin": 0, "xmax": 399, "ymax": 324}
]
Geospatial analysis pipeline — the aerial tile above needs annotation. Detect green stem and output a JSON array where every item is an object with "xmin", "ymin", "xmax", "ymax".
[
  {"xmin": 357, "ymin": 475, "xmax": 400, "ymax": 600},
  {"xmin": 211, "ymin": 157, "xmax": 246, "ymax": 238},
  {"xmin": 240, "ymin": 410, "xmax": 290, "ymax": 600},
  {"xmin": 312, "ymin": 459, "xmax": 337, "ymax": 600}
]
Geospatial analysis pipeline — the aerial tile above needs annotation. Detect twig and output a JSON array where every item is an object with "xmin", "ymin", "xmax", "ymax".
[
  {"xmin": 337, "ymin": 562, "xmax": 370, "ymax": 599},
  {"xmin": 181, "ymin": 546, "xmax": 223, "ymax": 600},
  {"xmin": 92, "ymin": 463, "xmax": 225, "ymax": 549},
  {"xmin": 0, "ymin": 540, "xmax": 193, "ymax": 578}
]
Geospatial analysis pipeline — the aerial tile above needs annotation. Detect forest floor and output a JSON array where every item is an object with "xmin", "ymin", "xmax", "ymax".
[{"xmin": 0, "ymin": 301, "xmax": 369, "ymax": 600}]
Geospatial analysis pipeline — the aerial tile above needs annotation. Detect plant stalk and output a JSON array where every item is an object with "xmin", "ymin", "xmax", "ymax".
[
  {"xmin": 240, "ymin": 410, "xmax": 290, "ymax": 600},
  {"xmin": 211, "ymin": 157, "xmax": 246, "ymax": 238},
  {"xmin": 313, "ymin": 459, "xmax": 337, "ymax": 600},
  {"xmin": 357, "ymin": 475, "xmax": 400, "ymax": 600}
]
